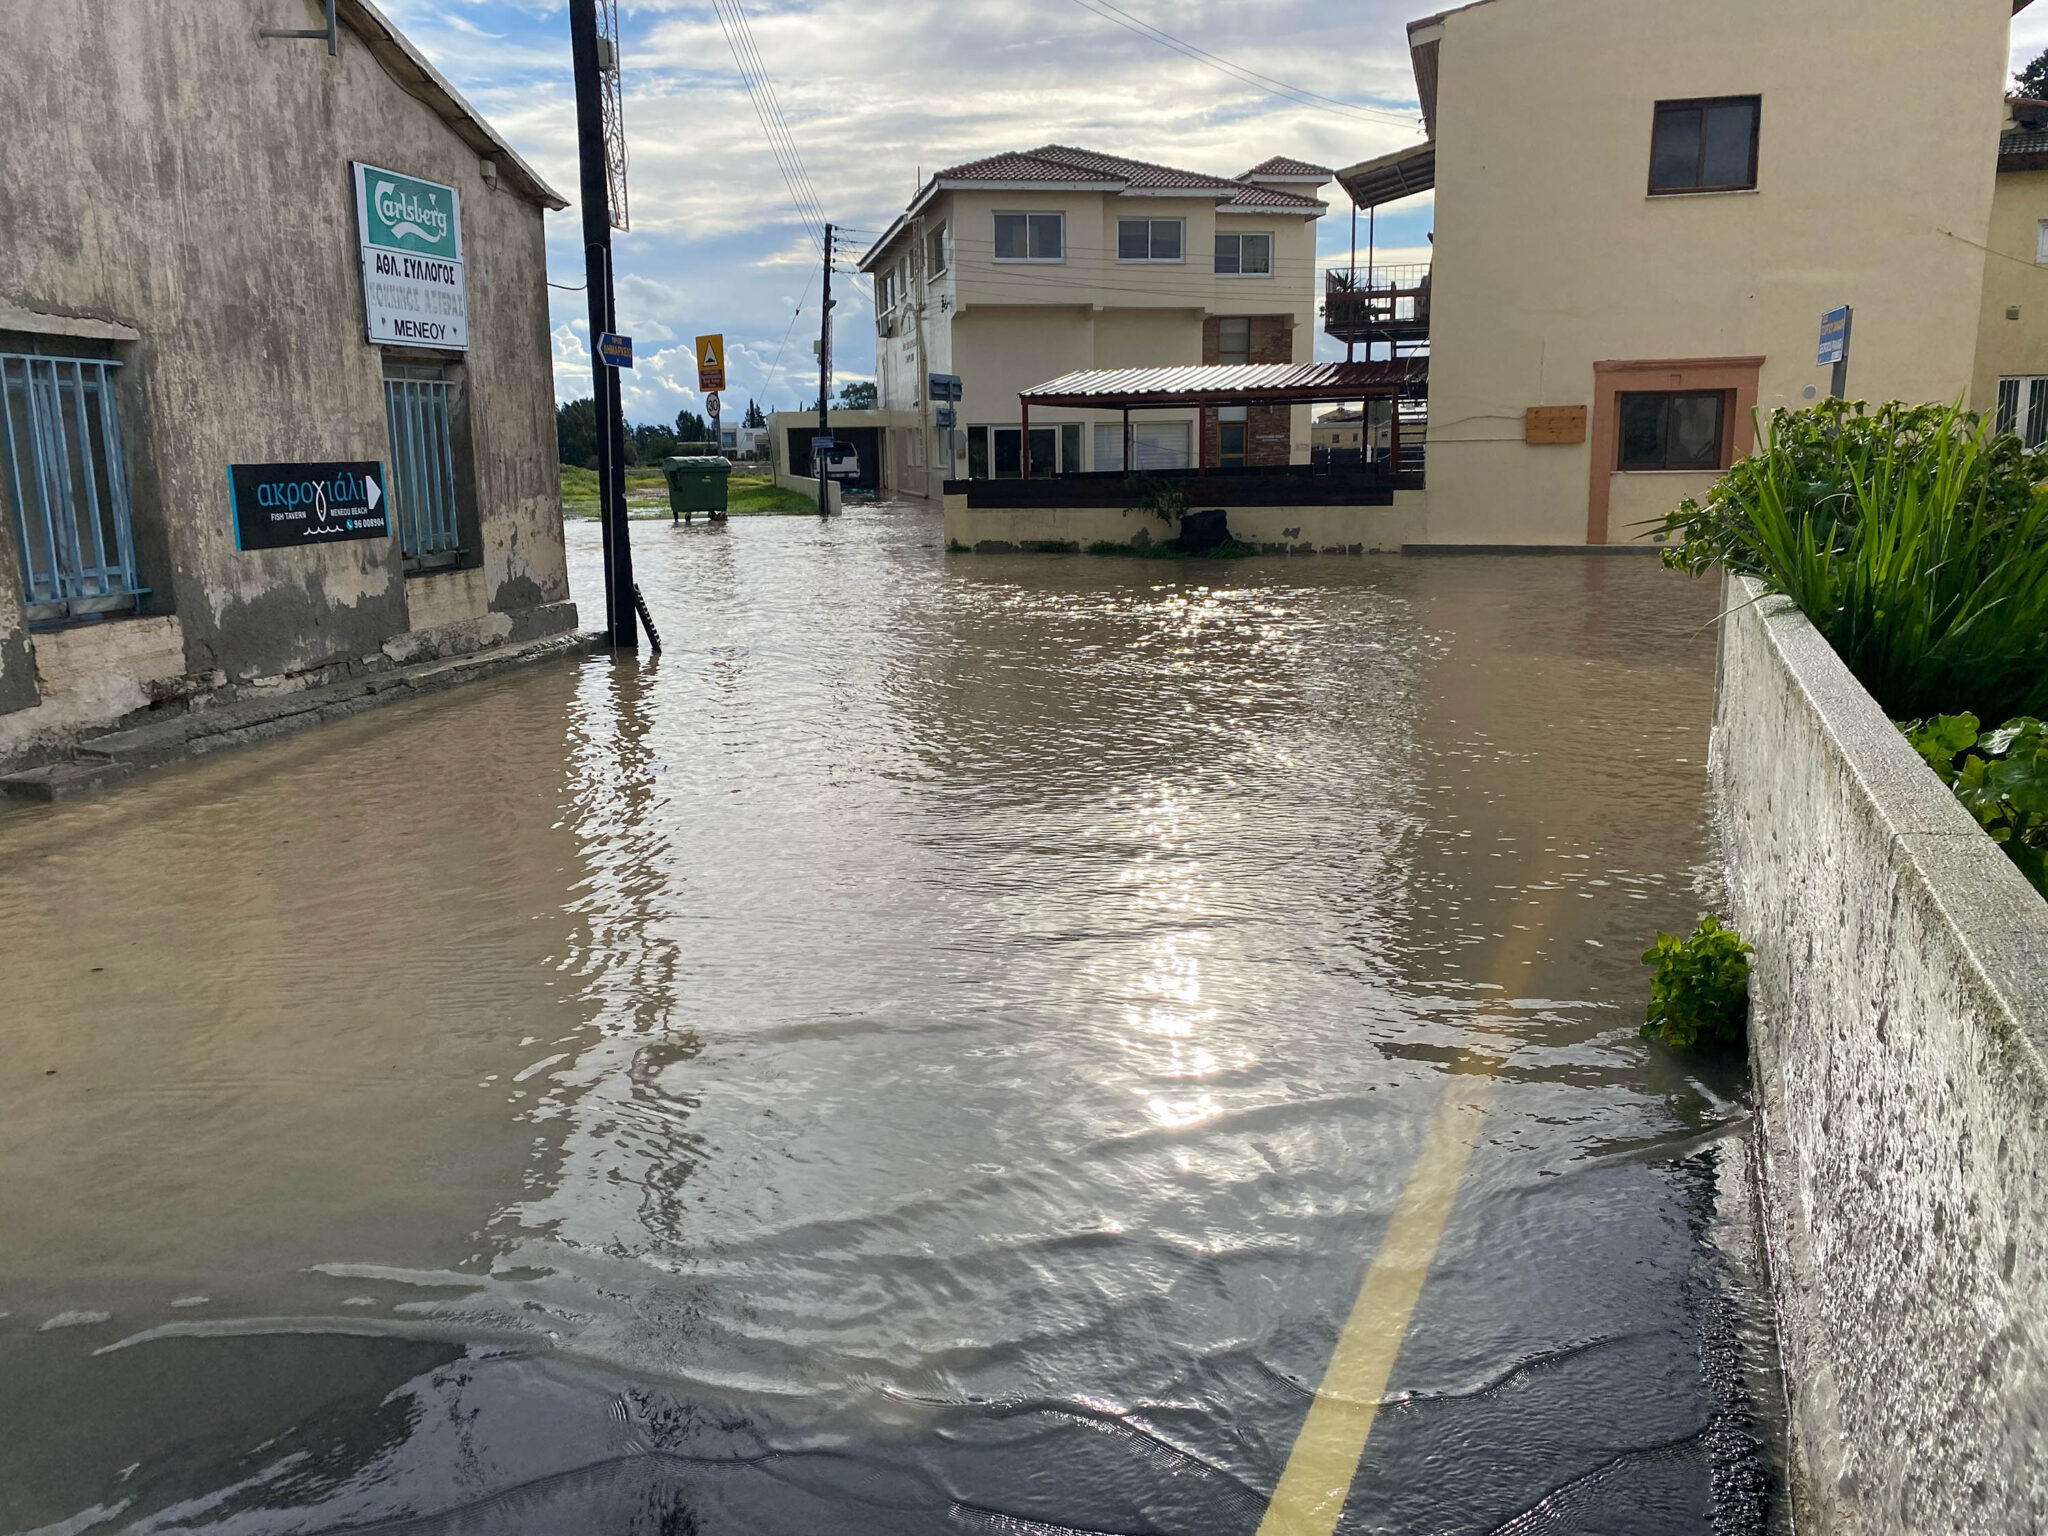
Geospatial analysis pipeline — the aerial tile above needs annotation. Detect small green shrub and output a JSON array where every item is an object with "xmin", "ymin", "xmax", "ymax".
[
  {"xmin": 1900, "ymin": 714, "xmax": 2048, "ymax": 897},
  {"xmin": 1020, "ymin": 539, "xmax": 1080, "ymax": 554},
  {"xmin": 1652, "ymin": 400, "xmax": 2048, "ymax": 724},
  {"xmin": 1126, "ymin": 473, "xmax": 1189, "ymax": 524},
  {"xmin": 1641, "ymin": 917, "xmax": 1753, "ymax": 1050},
  {"xmin": 1086, "ymin": 540, "xmax": 1131, "ymax": 555}
]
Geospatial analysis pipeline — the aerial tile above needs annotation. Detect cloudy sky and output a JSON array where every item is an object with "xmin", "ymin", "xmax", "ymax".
[{"xmin": 372, "ymin": 1, "xmax": 2048, "ymax": 431}]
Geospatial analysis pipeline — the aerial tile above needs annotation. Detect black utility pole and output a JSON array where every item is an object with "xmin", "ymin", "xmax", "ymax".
[
  {"xmin": 817, "ymin": 223, "xmax": 834, "ymax": 518},
  {"xmin": 570, "ymin": 0, "xmax": 635, "ymax": 647}
]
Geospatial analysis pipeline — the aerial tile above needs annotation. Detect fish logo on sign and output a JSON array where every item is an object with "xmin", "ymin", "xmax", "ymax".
[{"xmin": 696, "ymin": 334, "xmax": 726, "ymax": 393}]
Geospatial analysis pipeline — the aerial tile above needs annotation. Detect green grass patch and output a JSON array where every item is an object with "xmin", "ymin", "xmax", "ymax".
[{"xmin": 560, "ymin": 463, "xmax": 815, "ymax": 518}]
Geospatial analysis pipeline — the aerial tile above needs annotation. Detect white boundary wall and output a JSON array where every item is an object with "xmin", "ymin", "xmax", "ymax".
[{"xmin": 1713, "ymin": 575, "xmax": 2048, "ymax": 1534}]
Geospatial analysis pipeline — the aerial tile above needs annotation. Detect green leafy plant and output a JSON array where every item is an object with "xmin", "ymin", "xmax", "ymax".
[
  {"xmin": 1641, "ymin": 917, "xmax": 1753, "ymax": 1050},
  {"xmin": 1899, "ymin": 714, "xmax": 2048, "ymax": 896},
  {"xmin": 1652, "ymin": 399, "xmax": 2048, "ymax": 724},
  {"xmin": 1126, "ymin": 473, "xmax": 1189, "ymax": 525}
]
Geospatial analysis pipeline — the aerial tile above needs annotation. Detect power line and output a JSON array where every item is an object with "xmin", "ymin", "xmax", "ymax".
[
  {"xmin": 1064, "ymin": 0, "xmax": 1422, "ymax": 129},
  {"xmin": 759, "ymin": 262, "xmax": 818, "ymax": 407}
]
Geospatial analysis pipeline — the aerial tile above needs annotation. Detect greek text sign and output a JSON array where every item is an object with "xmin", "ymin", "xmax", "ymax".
[
  {"xmin": 228, "ymin": 462, "xmax": 390, "ymax": 551},
  {"xmin": 696, "ymin": 334, "xmax": 726, "ymax": 392},
  {"xmin": 597, "ymin": 332, "xmax": 634, "ymax": 368},
  {"xmin": 353, "ymin": 163, "xmax": 467, "ymax": 350}
]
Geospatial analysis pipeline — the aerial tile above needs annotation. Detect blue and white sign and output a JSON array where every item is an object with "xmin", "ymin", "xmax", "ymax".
[
  {"xmin": 597, "ymin": 332, "xmax": 634, "ymax": 369},
  {"xmin": 1818, "ymin": 307, "xmax": 1851, "ymax": 368}
]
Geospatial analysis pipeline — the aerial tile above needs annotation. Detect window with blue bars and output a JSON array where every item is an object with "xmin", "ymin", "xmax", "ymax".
[
  {"xmin": 1, "ymin": 352, "xmax": 146, "ymax": 624},
  {"xmin": 382, "ymin": 363, "xmax": 464, "ymax": 566}
]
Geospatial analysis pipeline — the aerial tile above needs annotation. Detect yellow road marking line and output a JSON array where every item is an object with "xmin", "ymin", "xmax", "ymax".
[
  {"xmin": 1260, "ymin": 892, "xmax": 1553, "ymax": 1536},
  {"xmin": 1255, "ymin": 1067, "xmax": 1497, "ymax": 1536}
]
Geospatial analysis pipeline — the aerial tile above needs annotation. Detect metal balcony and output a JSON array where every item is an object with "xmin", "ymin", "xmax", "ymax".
[{"xmin": 1323, "ymin": 263, "xmax": 1431, "ymax": 346}]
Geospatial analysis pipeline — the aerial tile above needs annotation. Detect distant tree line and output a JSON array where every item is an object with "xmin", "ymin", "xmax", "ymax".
[{"xmin": 556, "ymin": 396, "xmax": 770, "ymax": 467}]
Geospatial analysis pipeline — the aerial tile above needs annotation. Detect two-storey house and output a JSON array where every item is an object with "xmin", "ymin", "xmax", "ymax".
[
  {"xmin": 1331, "ymin": 0, "xmax": 2028, "ymax": 547},
  {"xmin": 858, "ymin": 146, "xmax": 1328, "ymax": 500}
]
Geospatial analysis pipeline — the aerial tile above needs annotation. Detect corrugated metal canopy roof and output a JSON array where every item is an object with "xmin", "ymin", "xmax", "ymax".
[
  {"xmin": 1020, "ymin": 361, "xmax": 1426, "ymax": 408},
  {"xmin": 1336, "ymin": 141, "xmax": 1435, "ymax": 211}
]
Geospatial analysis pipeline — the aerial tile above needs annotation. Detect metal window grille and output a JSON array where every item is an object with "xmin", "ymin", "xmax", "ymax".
[
  {"xmin": 1997, "ymin": 376, "xmax": 2048, "ymax": 449},
  {"xmin": 382, "ymin": 369, "xmax": 462, "ymax": 559},
  {"xmin": 0, "ymin": 353, "xmax": 145, "ymax": 622}
]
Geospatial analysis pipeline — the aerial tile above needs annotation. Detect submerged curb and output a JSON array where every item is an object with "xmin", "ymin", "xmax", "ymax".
[{"xmin": 0, "ymin": 628, "xmax": 601, "ymax": 802}]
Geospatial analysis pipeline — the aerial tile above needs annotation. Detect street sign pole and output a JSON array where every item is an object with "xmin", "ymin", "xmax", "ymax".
[
  {"xmin": 1819, "ymin": 305, "xmax": 1854, "ymax": 401},
  {"xmin": 570, "ymin": 0, "xmax": 636, "ymax": 649},
  {"xmin": 1832, "ymin": 307, "xmax": 1853, "ymax": 401}
]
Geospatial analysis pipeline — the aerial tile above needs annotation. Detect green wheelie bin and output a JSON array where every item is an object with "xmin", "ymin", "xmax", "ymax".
[{"xmin": 662, "ymin": 455, "xmax": 732, "ymax": 522}]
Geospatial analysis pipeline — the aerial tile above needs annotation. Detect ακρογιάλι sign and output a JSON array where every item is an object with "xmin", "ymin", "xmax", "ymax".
[
  {"xmin": 353, "ymin": 163, "xmax": 467, "ymax": 350},
  {"xmin": 228, "ymin": 462, "xmax": 390, "ymax": 551}
]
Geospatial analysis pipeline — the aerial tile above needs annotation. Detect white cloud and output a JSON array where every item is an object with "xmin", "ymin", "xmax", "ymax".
[{"xmin": 378, "ymin": 0, "xmax": 1432, "ymax": 415}]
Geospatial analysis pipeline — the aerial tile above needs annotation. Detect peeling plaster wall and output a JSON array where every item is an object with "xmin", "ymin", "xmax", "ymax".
[
  {"xmin": 1713, "ymin": 577, "xmax": 2048, "ymax": 1534},
  {"xmin": 0, "ymin": 512, "xmax": 38, "ymax": 716},
  {"xmin": 0, "ymin": 616, "xmax": 186, "ymax": 765},
  {"xmin": 0, "ymin": 1, "xmax": 568, "ymax": 701}
]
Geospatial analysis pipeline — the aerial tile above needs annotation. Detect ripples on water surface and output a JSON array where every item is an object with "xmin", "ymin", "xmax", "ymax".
[{"xmin": 0, "ymin": 508, "xmax": 1784, "ymax": 1534}]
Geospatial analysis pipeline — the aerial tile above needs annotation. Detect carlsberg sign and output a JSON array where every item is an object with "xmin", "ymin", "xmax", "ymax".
[{"xmin": 352, "ymin": 163, "xmax": 467, "ymax": 350}]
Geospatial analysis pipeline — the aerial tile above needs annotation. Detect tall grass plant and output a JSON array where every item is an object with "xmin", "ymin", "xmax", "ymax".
[{"xmin": 1656, "ymin": 401, "xmax": 2048, "ymax": 723}]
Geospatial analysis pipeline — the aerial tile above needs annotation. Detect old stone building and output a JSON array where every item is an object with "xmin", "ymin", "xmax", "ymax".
[{"xmin": 0, "ymin": 1, "xmax": 576, "ymax": 771}]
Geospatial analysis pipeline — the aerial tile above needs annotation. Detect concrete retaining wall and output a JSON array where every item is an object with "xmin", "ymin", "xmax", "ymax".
[
  {"xmin": 941, "ymin": 492, "xmax": 1427, "ymax": 553},
  {"xmin": 1712, "ymin": 575, "xmax": 2048, "ymax": 1533}
]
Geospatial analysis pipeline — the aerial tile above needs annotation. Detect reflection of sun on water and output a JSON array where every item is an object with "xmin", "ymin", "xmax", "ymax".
[{"xmin": 1114, "ymin": 780, "xmax": 1255, "ymax": 1133}]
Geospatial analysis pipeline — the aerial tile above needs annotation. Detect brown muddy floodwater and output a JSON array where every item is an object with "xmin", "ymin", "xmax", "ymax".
[{"xmin": 0, "ymin": 507, "xmax": 1785, "ymax": 1535}]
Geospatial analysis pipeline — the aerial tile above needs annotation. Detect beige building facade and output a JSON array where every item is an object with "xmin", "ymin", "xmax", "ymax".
[
  {"xmin": 858, "ymin": 148, "xmax": 1329, "ymax": 500},
  {"xmin": 1344, "ymin": 0, "xmax": 2030, "ymax": 547},
  {"xmin": 1974, "ymin": 96, "xmax": 2048, "ymax": 433}
]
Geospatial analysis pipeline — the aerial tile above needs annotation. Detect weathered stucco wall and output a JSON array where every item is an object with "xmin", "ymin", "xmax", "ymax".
[
  {"xmin": 0, "ymin": 0, "xmax": 570, "ymax": 710},
  {"xmin": 941, "ymin": 494, "xmax": 1426, "ymax": 553},
  {"xmin": 1713, "ymin": 576, "xmax": 2048, "ymax": 1533}
]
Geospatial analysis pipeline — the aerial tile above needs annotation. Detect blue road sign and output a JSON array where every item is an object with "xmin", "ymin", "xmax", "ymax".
[
  {"xmin": 935, "ymin": 406, "xmax": 956, "ymax": 429},
  {"xmin": 1817, "ymin": 308, "xmax": 1850, "ymax": 368},
  {"xmin": 597, "ymin": 332, "xmax": 634, "ymax": 368},
  {"xmin": 928, "ymin": 372, "xmax": 963, "ymax": 402}
]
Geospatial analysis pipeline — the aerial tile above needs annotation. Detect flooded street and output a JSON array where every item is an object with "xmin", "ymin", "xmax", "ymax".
[{"xmin": 1, "ymin": 507, "xmax": 1781, "ymax": 1534}]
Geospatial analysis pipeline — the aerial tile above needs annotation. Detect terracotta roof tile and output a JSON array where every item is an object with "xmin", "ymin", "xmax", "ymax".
[{"xmin": 1241, "ymin": 155, "xmax": 1332, "ymax": 178}]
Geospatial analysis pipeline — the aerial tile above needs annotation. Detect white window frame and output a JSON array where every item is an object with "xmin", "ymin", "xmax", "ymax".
[
  {"xmin": 1216, "ymin": 316, "xmax": 1252, "ymax": 366},
  {"xmin": 993, "ymin": 212, "xmax": 1064, "ymax": 264},
  {"xmin": 927, "ymin": 222, "xmax": 949, "ymax": 276},
  {"xmin": 1216, "ymin": 231, "xmax": 1274, "ymax": 278},
  {"xmin": 1117, "ymin": 217, "xmax": 1185, "ymax": 263}
]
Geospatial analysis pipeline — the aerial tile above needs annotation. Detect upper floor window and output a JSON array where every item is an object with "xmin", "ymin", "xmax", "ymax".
[
  {"xmin": 1217, "ymin": 317, "xmax": 1251, "ymax": 364},
  {"xmin": 994, "ymin": 212, "xmax": 1063, "ymax": 262},
  {"xmin": 1216, "ymin": 232, "xmax": 1273, "ymax": 276},
  {"xmin": 1649, "ymin": 97, "xmax": 1760, "ymax": 194},
  {"xmin": 927, "ymin": 223, "xmax": 948, "ymax": 276},
  {"xmin": 1618, "ymin": 390, "xmax": 1726, "ymax": 471},
  {"xmin": 1118, "ymin": 218, "xmax": 1184, "ymax": 262}
]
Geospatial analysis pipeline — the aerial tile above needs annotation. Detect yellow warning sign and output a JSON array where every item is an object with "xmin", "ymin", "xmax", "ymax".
[{"xmin": 695, "ymin": 333, "xmax": 726, "ymax": 393}]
